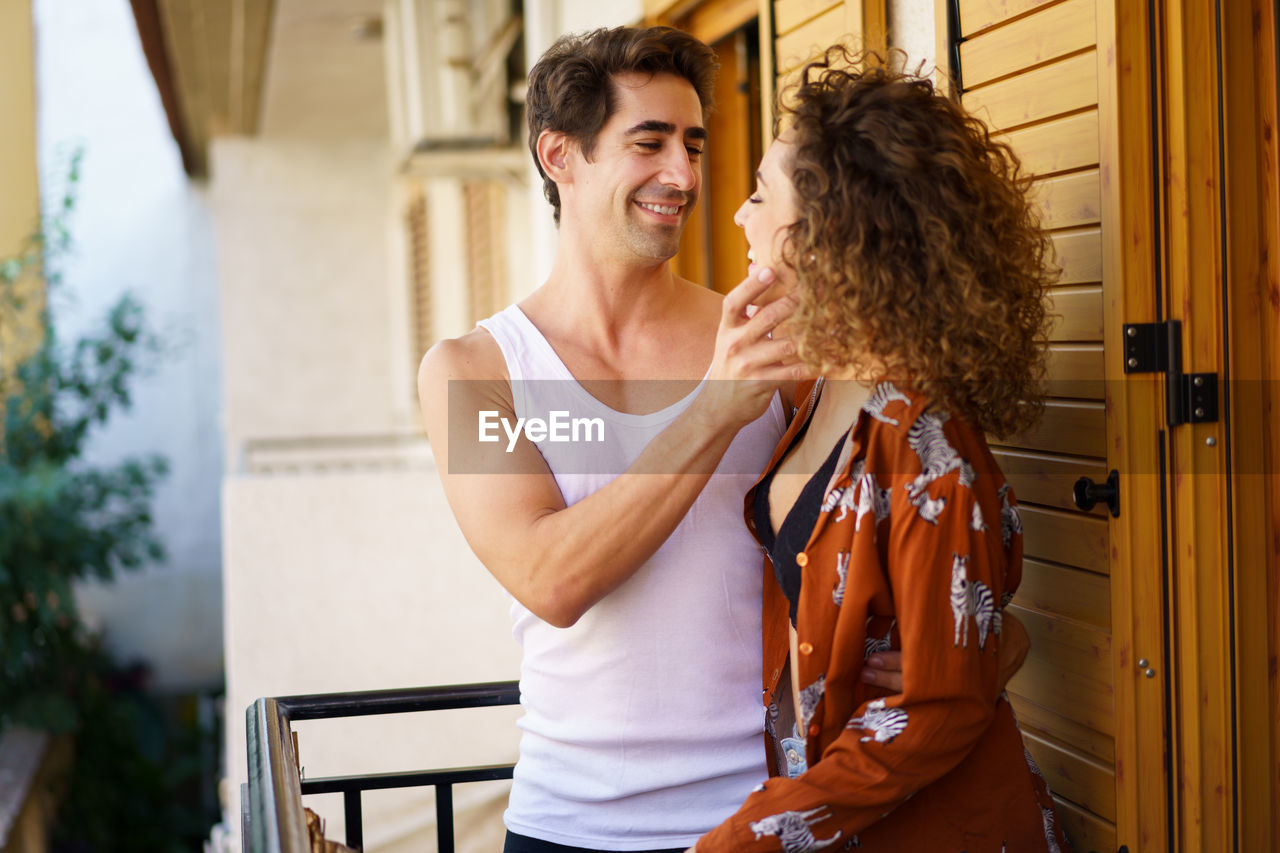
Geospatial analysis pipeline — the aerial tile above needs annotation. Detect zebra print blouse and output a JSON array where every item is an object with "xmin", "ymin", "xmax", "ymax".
[{"xmin": 694, "ymin": 381, "xmax": 1069, "ymax": 853}]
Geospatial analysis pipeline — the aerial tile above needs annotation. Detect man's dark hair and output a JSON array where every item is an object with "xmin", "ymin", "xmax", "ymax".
[{"xmin": 525, "ymin": 26, "xmax": 718, "ymax": 224}]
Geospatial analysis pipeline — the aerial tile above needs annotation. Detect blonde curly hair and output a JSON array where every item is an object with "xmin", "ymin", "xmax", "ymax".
[{"xmin": 781, "ymin": 46, "xmax": 1054, "ymax": 437}]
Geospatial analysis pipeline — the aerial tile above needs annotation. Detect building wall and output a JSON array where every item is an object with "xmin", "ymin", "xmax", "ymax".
[
  {"xmin": 0, "ymin": 0, "xmax": 38, "ymax": 258},
  {"xmin": 0, "ymin": 0, "xmax": 42, "ymax": 366},
  {"xmin": 221, "ymin": 467, "xmax": 522, "ymax": 850},
  {"xmin": 887, "ymin": 0, "xmax": 935, "ymax": 71},
  {"xmin": 521, "ymin": 0, "xmax": 645, "ymax": 297},
  {"xmin": 34, "ymin": 0, "xmax": 224, "ymax": 692},
  {"xmin": 214, "ymin": 0, "xmax": 547, "ymax": 848},
  {"xmin": 213, "ymin": 137, "xmax": 409, "ymax": 450}
]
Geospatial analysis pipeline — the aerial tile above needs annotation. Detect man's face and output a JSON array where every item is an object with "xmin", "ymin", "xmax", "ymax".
[{"xmin": 568, "ymin": 71, "xmax": 706, "ymax": 263}]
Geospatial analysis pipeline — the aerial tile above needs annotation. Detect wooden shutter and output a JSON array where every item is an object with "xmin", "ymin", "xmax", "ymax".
[
  {"xmin": 463, "ymin": 180, "xmax": 509, "ymax": 326},
  {"xmin": 947, "ymin": 1, "xmax": 1122, "ymax": 849},
  {"xmin": 405, "ymin": 183, "xmax": 433, "ymax": 373},
  {"xmin": 774, "ymin": 0, "xmax": 886, "ymax": 105}
]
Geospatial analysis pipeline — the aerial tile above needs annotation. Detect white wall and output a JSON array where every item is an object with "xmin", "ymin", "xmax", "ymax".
[
  {"xmin": 222, "ymin": 465, "xmax": 522, "ymax": 851},
  {"xmin": 212, "ymin": 137, "xmax": 406, "ymax": 453},
  {"xmin": 213, "ymin": 1, "xmax": 531, "ymax": 848},
  {"xmin": 521, "ymin": 0, "xmax": 645, "ymax": 297},
  {"xmin": 34, "ymin": 0, "xmax": 224, "ymax": 691},
  {"xmin": 888, "ymin": 0, "xmax": 937, "ymax": 75}
]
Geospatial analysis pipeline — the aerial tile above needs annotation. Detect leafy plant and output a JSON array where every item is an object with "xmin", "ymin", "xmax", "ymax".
[
  {"xmin": 0, "ymin": 150, "xmax": 169, "ymax": 731},
  {"xmin": 1, "ymin": 150, "xmax": 220, "ymax": 853}
]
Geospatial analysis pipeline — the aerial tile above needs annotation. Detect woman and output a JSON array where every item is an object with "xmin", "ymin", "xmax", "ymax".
[{"xmin": 690, "ymin": 50, "xmax": 1069, "ymax": 852}]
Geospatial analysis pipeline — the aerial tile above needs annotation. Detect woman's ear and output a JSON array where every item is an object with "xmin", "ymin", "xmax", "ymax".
[{"xmin": 536, "ymin": 130, "xmax": 573, "ymax": 183}]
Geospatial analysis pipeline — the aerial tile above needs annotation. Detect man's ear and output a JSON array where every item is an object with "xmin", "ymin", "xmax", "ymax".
[{"xmin": 536, "ymin": 130, "xmax": 573, "ymax": 183}]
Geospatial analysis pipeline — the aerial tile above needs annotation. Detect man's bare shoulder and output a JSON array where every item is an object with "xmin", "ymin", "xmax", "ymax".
[{"xmin": 418, "ymin": 326, "xmax": 509, "ymax": 388}]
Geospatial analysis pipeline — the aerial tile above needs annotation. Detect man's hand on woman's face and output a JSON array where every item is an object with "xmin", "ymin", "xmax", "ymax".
[{"xmin": 697, "ymin": 267, "xmax": 802, "ymax": 430}]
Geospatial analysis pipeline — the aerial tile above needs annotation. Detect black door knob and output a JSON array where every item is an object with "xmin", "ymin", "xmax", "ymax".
[{"xmin": 1073, "ymin": 469, "xmax": 1120, "ymax": 517}]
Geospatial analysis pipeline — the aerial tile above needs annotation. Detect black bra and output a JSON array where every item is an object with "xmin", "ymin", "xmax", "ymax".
[{"xmin": 752, "ymin": 427, "xmax": 847, "ymax": 624}]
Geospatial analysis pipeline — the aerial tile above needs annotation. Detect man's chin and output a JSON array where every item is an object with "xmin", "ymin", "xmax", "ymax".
[{"xmin": 627, "ymin": 232, "xmax": 684, "ymax": 262}]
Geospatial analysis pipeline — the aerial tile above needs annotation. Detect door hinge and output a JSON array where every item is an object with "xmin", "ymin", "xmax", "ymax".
[{"xmin": 1122, "ymin": 320, "xmax": 1218, "ymax": 426}]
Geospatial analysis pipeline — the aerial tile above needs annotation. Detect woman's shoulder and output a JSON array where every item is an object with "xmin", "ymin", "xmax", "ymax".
[{"xmin": 859, "ymin": 383, "xmax": 1002, "ymax": 489}]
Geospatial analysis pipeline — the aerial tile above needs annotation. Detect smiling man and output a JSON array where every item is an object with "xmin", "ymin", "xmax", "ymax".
[{"xmin": 417, "ymin": 26, "xmax": 802, "ymax": 853}]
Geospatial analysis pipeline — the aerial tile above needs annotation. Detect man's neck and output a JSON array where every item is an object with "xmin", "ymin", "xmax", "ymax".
[{"xmin": 528, "ymin": 242, "xmax": 688, "ymax": 355}]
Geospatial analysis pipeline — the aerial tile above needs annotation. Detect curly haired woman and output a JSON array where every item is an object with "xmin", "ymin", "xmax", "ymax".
[{"xmin": 689, "ymin": 49, "xmax": 1070, "ymax": 852}]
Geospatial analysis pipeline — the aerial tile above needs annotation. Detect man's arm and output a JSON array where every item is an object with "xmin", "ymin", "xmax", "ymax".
[{"xmin": 419, "ymin": 271, "xmax": 797, "ymax": 628}]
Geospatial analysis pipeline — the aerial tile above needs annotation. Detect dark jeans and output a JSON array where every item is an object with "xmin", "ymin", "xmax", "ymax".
[{"xmin": 503, "ymin": 831, "xmax": 687, "ymax": 853}]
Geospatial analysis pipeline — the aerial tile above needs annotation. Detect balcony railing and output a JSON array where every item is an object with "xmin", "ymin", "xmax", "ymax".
[{"xmin": 243, "ymin": 680, "xmax": 520, "ymax": 852}]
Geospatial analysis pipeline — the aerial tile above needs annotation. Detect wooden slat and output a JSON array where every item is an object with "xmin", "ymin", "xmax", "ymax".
[
  {"xmin": 776, "ymin": 3, "xmax": 844, "ymax": 73},
  {"xmin": 1044, "ymin": 343, "xmax": 1105, "ymax": 398},
  {"xmin": 1014, "ymin": 557, "xmax": 1111, "ymax": 627},
  {"xmin": 1031, "ymin": 168, "xmax": 1101, "ymax": 229},
  {"xmin": 1045, "ymin": 285, "xmax": 1103, "ymax": 341},
  {"xmin": 681, "ymin": 0, "xmax": 758, "ymax": 45},
  {"xmin": 992, "ymin": 448, "xmax": 1108, "ymax": 514},
  {"xmin": 962, "ymin": 50, "xmax": 1098, "ymax": 132},
  {"xmin": 1006, "ymin": 399, "xmax": 1107, "ymax": 458},
  {"xmin": 157, "ymin": 0, "xmax": 211, "ymax": 174},
  {"xmin": 1010, "ymin": 694, "xmax": 1116, "ymax": 763},
  {"xmin": 1050, "ymin": 227, "xmax": 1103, "ymax": 284},
  {"xmin": 1054, "ymin": 794, "xmax": 1119, "ymax": 853},
  {"xmin": 1024, "ymin": 729, "xmax": 1117, "ymax": 822},
  {"xmin": 1002, "ymin": 110, "xmax": 1100, "ymax": 177},
  {"xmin": 237, "ymin": 0, "xmax": 275, "ymax": 134},
  {"xmin": 773, "ymin": 0, "xmax": 840, "ymax": 35},
  {"xmin": 204, "ymin": 0, "xmax": 233, "ymax": 134},
  {"xmin": 1096, "ymin": 0, "xmax": 1170, "ymax": 844},
  {"xmin": 1020, "ymin": 504, "xmax": 1109, "ymax": 572},
  {"xmin": 960, "ymin": 0, "xmax": 1096, "ymax": 89},
  {"xmin": 1008, "ymin": 605, "xmax": 1114, "ymax": 734},
  {"xmin": 959, "ymin": 0, "xmax": 1059, "ymax": 36},
  {"xmin": 1221, "ymin": 2, "xmax": 1280, "ymax": 849}
]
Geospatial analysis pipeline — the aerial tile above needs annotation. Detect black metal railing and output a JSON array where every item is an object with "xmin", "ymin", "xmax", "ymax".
[{"xmin": 244, "ymin": 680, "xmax": 520, "ymax": 852}]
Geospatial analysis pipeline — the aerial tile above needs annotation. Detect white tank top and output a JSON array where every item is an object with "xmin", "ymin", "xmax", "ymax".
[{"xmin": 476, "ymin": 305, "xmax": 786, "ymax": 850}]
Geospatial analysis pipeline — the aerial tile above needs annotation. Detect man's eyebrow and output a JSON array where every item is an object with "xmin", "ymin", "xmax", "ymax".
[
  {"xmin": 624, "ymin": 120, "xmax": 708, "ymax": 141},
  {"xmin": 756, "ymin": 170, "xmax": 768, "ymax": 186},
  {"xmin": 625, "ymin": 120, "xmax": 676, "ymax": 135}
]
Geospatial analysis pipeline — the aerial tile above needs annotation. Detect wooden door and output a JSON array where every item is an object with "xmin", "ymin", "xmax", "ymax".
[
  {"xmin": 940, "ymin": 0, "xmax": 1171, "ymax": 849},
  {"xmin": 1156, "ymin": 0, "xmax": 1278, "ymax": 849},
  {"xmin": 660, "ymin": 1, "xmax": 763, "ymax": 294},
  {"xmin": 949, "ymin": 0, "xmax": 1280, "ymax": 849},
  {"xmin": 1227, "ymin": 3, "xmax": 1280, "ymax": 846}
]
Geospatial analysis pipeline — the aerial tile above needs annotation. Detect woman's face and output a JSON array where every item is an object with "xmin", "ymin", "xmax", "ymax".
[{"xmin": 734, "ymin": 137, "xmax": 799, "ymax": 306}]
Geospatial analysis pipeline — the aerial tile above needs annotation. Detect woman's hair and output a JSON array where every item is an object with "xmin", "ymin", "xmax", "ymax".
[
  {"xmin": 525, "ymin": 26, "xmax": 719, "ymax": 225},
  {"xmin": 781, "ymin": 46, "xmax": 1053, "ymax": 437}
]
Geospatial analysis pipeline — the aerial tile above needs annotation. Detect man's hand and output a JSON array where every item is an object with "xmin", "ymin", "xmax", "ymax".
[
  {"xmin": 861, "ymin": 651, "xmax": 905, "ymax": 692},
  {"xmin": 859, "ymin": 611, "xmax": 1030, "ymax": 694},
  {"xmin": 995, "ymin": 611, "xmax": 1029, "ymax": 691}
]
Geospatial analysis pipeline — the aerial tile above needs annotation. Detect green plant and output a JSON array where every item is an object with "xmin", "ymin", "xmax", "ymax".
[
  {"xmin": 1, "ymin": 150, "xmax": 221, "ymax": 853},
  {"xmin": 0, "ymin": 150, "xmax": 169, "ymax": 731}
]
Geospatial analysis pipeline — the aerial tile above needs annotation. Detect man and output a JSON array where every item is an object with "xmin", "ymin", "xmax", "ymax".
[
  {"xmin": 419, "ymin": 26, "xmax": 803, "ymax": 853},
  {"xmin": 419, "ymin": 25, "xmax": 943, "ymax": 853}
]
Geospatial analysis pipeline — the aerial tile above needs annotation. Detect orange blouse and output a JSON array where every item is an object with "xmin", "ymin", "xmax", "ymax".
[{"xmin": 695, "ymin": 381, "xmax": 1070, "ymax": 852}]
